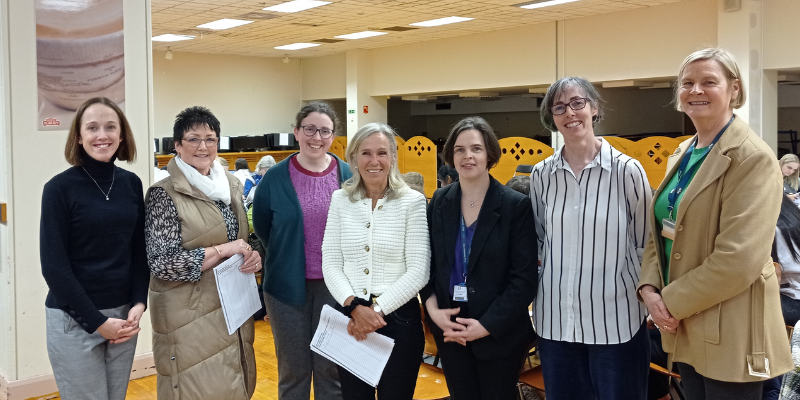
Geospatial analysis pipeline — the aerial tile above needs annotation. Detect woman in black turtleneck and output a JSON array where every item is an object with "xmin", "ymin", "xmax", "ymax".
[{"xmin": 40, "ymin": 97, "xmax": 149, "ymax": 400}]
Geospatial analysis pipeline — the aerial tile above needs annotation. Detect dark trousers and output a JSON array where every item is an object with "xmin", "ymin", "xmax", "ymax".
[
  {"xmin": 432, "ymin": 303, "xmax": 528, "ymax": 400},
  {"xmin": 676, "ymin": 362, "xmax": 764, "ymax": 400},
  {"xmin": 538, "ymin": 321, "xmax": 650, "ymax": 400},
  {"xmin": 781, "ymin": 294, "xmax": 800, "ymax": 326},
  {"xmin": 338, "ymin": 298, "xmax": 425, "ymax": 400},
  {"xmin": 648, "ymin": 327, "xmax": 671, "ymax": 400}
]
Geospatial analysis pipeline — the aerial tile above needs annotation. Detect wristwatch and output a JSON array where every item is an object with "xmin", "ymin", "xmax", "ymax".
[{"xmin": 372, "ymin": 303, "xmax": 385, "ymax": 317}]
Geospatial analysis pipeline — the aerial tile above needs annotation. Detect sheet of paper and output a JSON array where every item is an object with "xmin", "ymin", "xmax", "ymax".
[
  {"xmin": 213, "ymin": 254, "xmax": 261, "ymax": 335},
  {"xmin": 310, "ymin": 304, "xmax": 395, "ymax": 387},
  {"xmin": 279, "ymin": 133, "xmax": 289, "ymax": 146}
]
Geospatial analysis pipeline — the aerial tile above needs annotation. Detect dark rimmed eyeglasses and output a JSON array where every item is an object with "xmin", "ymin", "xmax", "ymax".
[
  {"xmin": 182, "ymin": 137, "xmax": 218, "ymax": 148},
  {"xmin": 300, "ymin": 125, "xmax": 334, "ymax": 139},
  {"xmin": 551, "ymin": 97, "xmax": 588, "ymax": 116}
]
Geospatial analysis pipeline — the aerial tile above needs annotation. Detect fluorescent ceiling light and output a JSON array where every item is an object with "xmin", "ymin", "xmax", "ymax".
[
  {"xmin": 275, "ymin": 43, "xmax": 320, "ymax": 50},
  {"xmin": 196, "ymin": 19, "xmax": 254, "ymax": 30},
  {"xmin": 334, "ymin": 31, "xmax": 387, "ymax": 40},
  {"xmin": 152, "ymin": 34, "xmax": 195, "ymax": 42},
  {"xmin": 263, "ymin": 0, "xmax": 331, "ymax": 13},
  {"xmin": 521, "ymin": 0, "xmax": 581, "ymax": 9},
  {"xmin": 410, "ymin": 16, "xmax": 474, "ymax": 27}
]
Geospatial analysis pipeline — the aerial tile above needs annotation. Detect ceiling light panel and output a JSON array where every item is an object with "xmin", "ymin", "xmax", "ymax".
[
  {"xmin": 196, "ymin": 19, "xmax": 254, "ymax": 30},
  {"xmin": 520, "ymin": 0, "xmax": 582, "ymax": 9},
  {"xmin": 275, "ymin": 43, "xmax": 321, "ymax": 50},
  {"xmin": 334, "ymin": 31, "xmax": 388, "ymax": 40},
  {"xmin": 152, "ymin": 34, "xmax": 195, "ymax": 42},
  {"xmin": 410, "ymin": 16, "xmax": 474, "ymax": 27},
  {"xmin": 263, "ymin": 0, "xmax": 331, "ymax": 13}
]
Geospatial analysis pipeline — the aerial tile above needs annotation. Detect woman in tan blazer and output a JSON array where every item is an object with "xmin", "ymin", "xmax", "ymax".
[{"xmin": 638, "ymin": 48, "xmax": 791, "ymax": 399}]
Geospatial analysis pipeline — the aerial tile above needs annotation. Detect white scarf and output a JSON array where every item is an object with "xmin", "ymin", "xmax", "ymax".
[{"xmin": 174, "ymin": 155, "xmax": 232, "ymax": 205}]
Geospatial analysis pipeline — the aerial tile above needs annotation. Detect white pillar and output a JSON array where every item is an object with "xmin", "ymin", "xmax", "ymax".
[{"xmin": 345, "ymin": 49, "xmax": 387, "ymax": 142}]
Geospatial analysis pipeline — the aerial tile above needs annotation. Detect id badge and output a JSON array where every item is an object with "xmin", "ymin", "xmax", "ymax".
[
  {"xmin": 453, "ymin": 284, "xmax": 468, "ymax": 302},
  {"xmin": 661, "ymin": 218, "xmax": 676, "ymax": 240}
]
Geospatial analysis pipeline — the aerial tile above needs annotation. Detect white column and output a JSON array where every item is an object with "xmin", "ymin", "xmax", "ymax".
[
  {"xmin": 717, "ymin": 0, "xmax": 778, "ymax": 151},
  {"xmin": 345, "ymin": 49, "xmax": 387, "ymax": 142}
]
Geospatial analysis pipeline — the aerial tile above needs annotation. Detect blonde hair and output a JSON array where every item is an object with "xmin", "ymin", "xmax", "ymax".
[
  {"xmin": 674, "ymin": 48, "xmax": 746, "ymax": 111},
  {"xmin": 343, "ymin": 123, "xmax": 408, "ymax": 202},
  {"xmin": 781, "ymin": 154, "xmax": 800, "ymax": 191}
]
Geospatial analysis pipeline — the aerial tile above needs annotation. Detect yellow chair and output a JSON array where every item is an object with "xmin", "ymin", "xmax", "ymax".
[
  {"xmin": 401, "ymin": 136, "xmax": 438, "ymax": 198},
  {"xmin": 494, "ymin": 137, "xmax": 553, "ymax": 185},
  {"xmin": 396, "ymin": 136, "xmax": 406, "ymax": 174},
  {"xmin": 332, "ymin": 136, "xmax": 347, "ymax": 161},
  {"xmin": 626, "ymin": 137, "xmax": 682, "ymax": 188},
  {"xmin": 602, "ymin": 136, "xmax": 636, "ymax": 155}
]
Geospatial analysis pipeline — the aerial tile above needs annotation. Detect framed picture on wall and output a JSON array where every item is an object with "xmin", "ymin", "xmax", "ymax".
[{"xmin": 36, "ymin": 0, "xmax": 125, "ymax": 131}]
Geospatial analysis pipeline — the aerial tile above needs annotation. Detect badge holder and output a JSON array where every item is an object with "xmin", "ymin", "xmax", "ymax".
[{"xmin": 453, "ymin": 283, "xmax": 468, "ymax": 302}]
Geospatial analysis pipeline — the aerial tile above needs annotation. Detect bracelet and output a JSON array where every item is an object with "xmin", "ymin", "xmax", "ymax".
[
  {"xmin": 214, "ymin": 246, "xmax": 222, "ymax": 256},
  {"xmin": 342, "ymin": 297, "xmax": 373, "ymax": 318}
]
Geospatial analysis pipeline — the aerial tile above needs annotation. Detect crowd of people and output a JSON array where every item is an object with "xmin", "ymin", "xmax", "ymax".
[{"xmin": 40, "ymin": 47, "xmax": 799, "ymax": 400}]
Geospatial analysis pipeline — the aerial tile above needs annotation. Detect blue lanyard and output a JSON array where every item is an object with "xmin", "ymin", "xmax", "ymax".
[
  {"xmin": 667, "ymin": 115, "xmax": 734, "ymax": 220},
  {"xmin": 459, "ymin": 215, "xmax": 472, "ymax": 284}
]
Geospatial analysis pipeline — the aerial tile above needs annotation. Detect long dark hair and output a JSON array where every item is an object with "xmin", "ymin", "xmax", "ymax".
[{"xmin": 774, "ymin": 195, "xmax": 800, "ymax": 263}]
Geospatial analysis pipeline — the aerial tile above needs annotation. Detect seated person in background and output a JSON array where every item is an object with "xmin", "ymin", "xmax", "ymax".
[
  {"xmin": 781, "ymin": 154, "xmax": 800, "ymax": 202},
  {"xmin": 154, "ymin": 157, "xmax": 169, "ymax": 182},
  {"xmin": 506, "ymin": 175, "xmax": 530, "ymax": 196},
  {"xmin": 401, "ymin": 171, "xmax": 425, "ymax": 196},
  {"xmin": 437, "ymin": 164, "xmax": 458, "ymax": 187},
  {"xmin": 233, "ymin": 157, "xmax": 253, "ymax": 187},
  {"xmin": 774, "ymin": 194, "xmax": 800, "ymax": 326},
  {"xmin": 245, "ymin": 155, "xmax": 275, "ymax": 201},
  {"xmin": 216, "ymin": 156, "xmax": 229, "ymax": 170}
]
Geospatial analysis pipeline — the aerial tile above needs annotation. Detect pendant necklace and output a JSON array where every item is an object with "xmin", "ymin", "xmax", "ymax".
[
  {"xmin": 470, "ymin": 201, "xmax": 474, "ymax": 208},
  {"xmin": 82, "ymin": 166, "xmax": 115, "ymax": 200}
]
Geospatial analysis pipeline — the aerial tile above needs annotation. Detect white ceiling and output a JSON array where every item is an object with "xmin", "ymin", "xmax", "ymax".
[{"xmin": 151, "ymin": 0, "xmax": 688, "ymax": 58}]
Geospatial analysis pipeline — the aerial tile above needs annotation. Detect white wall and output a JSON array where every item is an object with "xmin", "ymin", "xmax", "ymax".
[
  {"xmin": 369, "ymin": 23, "xmax": 557, "ymax": 96},
  {"xmin": 564, "ymin": 0, "xmax": 717, "ymax": 81},
  {"xmin": 3, "ymin": 0, "xmax": 153, "ymax": 381},
  {"xmin": 0, "ymin": 0, "xmax": 13, "ymax": 383},
  {"xmin": 764, "ymin": 0, "xmax": 800, "ymax": 70},
  {"xmin": 301, "ymin": 53, "xmax": 345, "ymax": 100},
  {"xmin": 153, "ymin": 51, "xmax": 302, "ymax": 138}
]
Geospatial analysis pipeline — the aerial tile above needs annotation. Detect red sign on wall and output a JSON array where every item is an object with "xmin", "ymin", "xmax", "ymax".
[{"xmin": 363, "ymin": 106, "xmax": 369, "ymax": 114}]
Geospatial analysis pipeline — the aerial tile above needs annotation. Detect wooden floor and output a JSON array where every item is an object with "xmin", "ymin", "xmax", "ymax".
[{"xmin": 41, "ymin": 319, "xmax": 313, "ymax": 400}]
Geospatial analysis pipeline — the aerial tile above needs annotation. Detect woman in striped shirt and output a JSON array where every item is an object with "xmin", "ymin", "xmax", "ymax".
[{"xmin": 530, "ymin": 76, "xmax": 652, "ymax": 400}]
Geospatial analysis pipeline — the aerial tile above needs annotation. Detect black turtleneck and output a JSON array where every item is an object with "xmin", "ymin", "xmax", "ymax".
[{"xmin": 40, "ymin": 152, "xmax": 149, "ymax": 334}]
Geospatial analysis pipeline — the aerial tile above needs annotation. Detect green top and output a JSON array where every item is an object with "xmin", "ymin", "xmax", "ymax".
[{"xmin": 653, "ymin": 146, "xmax": 709, "ymax": 285}]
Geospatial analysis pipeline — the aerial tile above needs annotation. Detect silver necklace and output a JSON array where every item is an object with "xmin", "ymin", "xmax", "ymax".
[{"xmin": 82, "ymin": 166, "xmax": 115, "ymax": 200}]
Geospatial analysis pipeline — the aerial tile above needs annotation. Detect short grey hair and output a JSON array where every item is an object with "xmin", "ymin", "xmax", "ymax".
[
  {"xmin": 343, "ymin": 123, "xmax": 408, "ymax": 202},
  {"xmin": 540, "ymin": 77, "xmax": 604, "ymax": 132},
  {"xmin": 256, "ymin": 155, "xmax": 276, "ymax": 171},
  {"xmin": 674, "ymin": 47, "xmax": 745, "ymax": 111}
]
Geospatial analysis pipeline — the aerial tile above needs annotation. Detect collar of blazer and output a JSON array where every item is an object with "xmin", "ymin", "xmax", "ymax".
[
  {"xmin": 655, "ymin": 114, "xmax": 749, "ymax": 227},
  {"xmin": 438, "ymin": 176, "xmax": 505, "ymax": 278}
]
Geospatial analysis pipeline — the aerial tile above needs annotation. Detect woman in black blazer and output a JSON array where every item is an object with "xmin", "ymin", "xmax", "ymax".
[{"xmin": 421, "ymin": 116, "xmax": 538, "ymax": 400}]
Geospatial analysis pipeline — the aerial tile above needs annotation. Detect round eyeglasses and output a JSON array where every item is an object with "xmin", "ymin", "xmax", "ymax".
[
  {"xmin": 301, "ymin": 125, "xmax": 334, "ymax": 139},
  {"xmin": 551, "ymin": 97, "xmax": 588, "ymax": 116},
  {"xmin": 182, "ymin": 137, "xmax": 218, "ymax": 148}
]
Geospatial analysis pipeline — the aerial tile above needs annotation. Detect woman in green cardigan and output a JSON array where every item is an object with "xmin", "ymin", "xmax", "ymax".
[{"xmin": 251, "ymin": 101, "xmax": 352, "ymax": 400}]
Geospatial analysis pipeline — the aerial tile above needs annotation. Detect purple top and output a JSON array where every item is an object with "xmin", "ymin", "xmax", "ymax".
[
  {"xmin": 289, "ymin": 156, "xmax": 339, "ymax": 279},
  {"xmin": 449, "ymin": 220, "xmax": 476, "ymax": 299}
]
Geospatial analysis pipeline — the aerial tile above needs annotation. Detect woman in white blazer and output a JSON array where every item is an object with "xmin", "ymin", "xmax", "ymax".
[{"xmin": 322, "ymin": 122, "xmax": 430, "ymax": 400}]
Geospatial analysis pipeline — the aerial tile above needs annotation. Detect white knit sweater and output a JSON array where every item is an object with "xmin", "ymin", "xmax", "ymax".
[{"xmin": 321, "ymin": 187, "xmax": 431, "ymax": 314}]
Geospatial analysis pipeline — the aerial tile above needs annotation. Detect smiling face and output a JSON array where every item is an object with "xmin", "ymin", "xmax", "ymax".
[
  {"xmin": 551, "ymin": 85, "xmax": 597, "ymax": 141},
  {"xmin": 175, "ymin": 124, "xmax": 218, "ymax": 175},
  {"xmin": 783, "ymin": 162, "xmax": 800, "ymax": 177},
  {"xmin": 79, "ymin": 103, "xmax": 121, "ymax": 163},
  {"xmin": 452, "ymin": 129, "xmax": 489, "ymax": 182},
  {"xmin": 356, "ymin": 132, "xmax": 393, "ymax": 191},
  {"xmin": 679, "ymin": 59, "xmax": 739, "ymax": 126},
  {"xmin": 294, "ymin": 112, "xmax": 334, "ymax": 162}
]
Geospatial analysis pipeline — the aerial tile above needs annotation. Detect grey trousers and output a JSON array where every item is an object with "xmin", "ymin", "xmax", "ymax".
[
  {"xmin": 46, "ymin": 304, "xmax": 138, "ymax": 400},
  {"xmin": 265, "ymin": 279, "xmax": 342, "ymax": 400}
]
